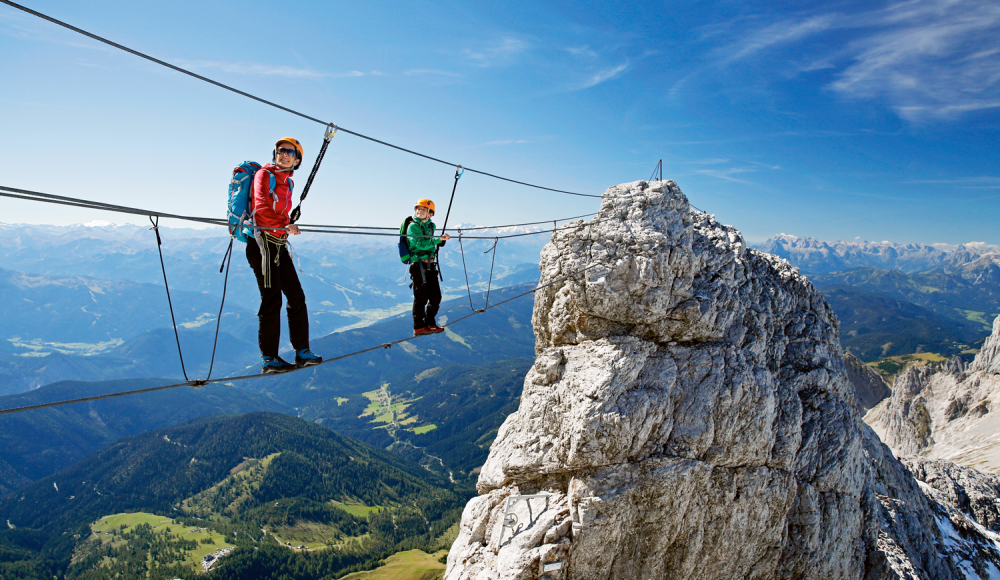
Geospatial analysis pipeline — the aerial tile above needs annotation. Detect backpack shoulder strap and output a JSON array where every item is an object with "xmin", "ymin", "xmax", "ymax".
[{"xmin": 400, "ymin": 216, "xmax": 414, "ymax": 236}]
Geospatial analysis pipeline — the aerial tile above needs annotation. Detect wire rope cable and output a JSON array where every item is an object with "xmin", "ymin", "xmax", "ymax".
[
  {"xmin": 290, "ymin": 124, "xmax": 336, "ymax": 224},
  {"xmin": 0, "ymin": 0, "xmax": 600, "ymax": 199},
  {"xmin": 440, "ymin": 166, "xmax": 463, "ymax": 235},
  {"xmin": 457, "ymin": 233, "xmax": 500, "ymax": 313},
  {"xmin": 0, "ymin": 262, "xmax": 602, "ymax": 416},
  {"xmin": 149, "ymin": 216, "xmax": 190, "ymax": 382},
  {"xmin": 0, "ymin": 184, "xmax": 608, "ymax": 240},
  {"xmin": 205, "ymin": 238, "xmax": 235, "ymax": 381},
  {"xmin": 294, "ymin": 212, "xmax": 597, "ymax": 232}
]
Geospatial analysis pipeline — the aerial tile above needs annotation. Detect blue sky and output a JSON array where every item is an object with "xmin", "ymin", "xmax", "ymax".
[{"xmin": 1, "ymin": 0, "xmax": 998, "ymax": 245}]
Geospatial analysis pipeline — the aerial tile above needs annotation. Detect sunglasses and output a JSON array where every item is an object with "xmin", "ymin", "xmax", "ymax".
[{"xmin": 276, "ymin": 147, "xmax": 298, "ymax": 157}]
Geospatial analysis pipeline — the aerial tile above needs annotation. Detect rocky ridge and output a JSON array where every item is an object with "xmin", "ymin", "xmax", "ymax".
[
  {"xmin": 757, "ymin": 234, "xmax": 993, "ymax": 274},
  {"xmin": 844, "ymin": 352, "xmax": 891, "ymax": 413},
  {"xmin": 867, "ymin": 315, "xmax": 1000, "ymax": 473},
  {"xmin": 446, "ymin": 180, "xmax": 1000, "ymax": 580}
]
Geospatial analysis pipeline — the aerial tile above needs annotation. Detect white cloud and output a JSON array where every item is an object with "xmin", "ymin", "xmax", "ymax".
[
  {"xmin": 831, "ymin": 0, "xmax": 1000, "ymax": 119},
  {"xmin": 713, "ymin": 0, "xmax": 1000, "ymax": 121},
  {"xmin": 717, "ymin": 16, "xmax": 837, "ymax": 63},
  {"xmin": 578, "ymin": 62, "xmax": 630, "ymax": 90},
  {"xmin": 405, "ymin": 69, "xmax": 462, "ymax": 77},
  {"xmin": 685, "ymin": 158, "xmax": 731, "ymax": 165},
  {"xmin": 174, "ymin": 60, "xmax": 328, "ymax": 78},
  {"xmin": 463, "ymin": 38, "xmax": 528, "ymax": 67},
  {"xmin": 694, "ymin": 167, "xmax": 759, "ymax": 184},
  {"xmin": 565, "ymin": 45, "xmax": 599, "ymax": 58}
]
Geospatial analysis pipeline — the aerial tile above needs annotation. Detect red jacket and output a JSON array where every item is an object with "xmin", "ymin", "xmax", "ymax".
[{"xmin": 252, "ymin": 164, "xmax": 294, "ymax": 239}]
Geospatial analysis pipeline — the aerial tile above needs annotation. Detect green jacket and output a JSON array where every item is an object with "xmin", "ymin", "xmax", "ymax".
[{"xmin": 406, "ymin": 217, "xmax": 445, "ymax": 261}]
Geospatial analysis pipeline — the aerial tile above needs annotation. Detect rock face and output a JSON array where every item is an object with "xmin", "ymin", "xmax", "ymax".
[
  {"xmin": 867, "ymin": 316, "xmax": 1000, "ymax": 472},
  {"xmin": 446, "ymin": 180, "xmax": 1000, "ymax": 580},
  {"xmin": 844, "ymin": 353, "xmax": 892, "ymax": 413}
]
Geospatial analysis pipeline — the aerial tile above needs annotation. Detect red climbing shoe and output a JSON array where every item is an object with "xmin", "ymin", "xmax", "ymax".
[
  {"xmin": 413, "ymin": 327, "xmax": 435, "ymax": 336},
  {"xmin": 428, "ymin": 324, "xmax": 445, "ymax": 333}
]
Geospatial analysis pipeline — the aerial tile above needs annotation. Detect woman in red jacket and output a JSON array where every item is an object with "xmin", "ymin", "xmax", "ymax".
[{"xmin": 247, "ymin": 137, "xmax": 321, "ymax": 373}]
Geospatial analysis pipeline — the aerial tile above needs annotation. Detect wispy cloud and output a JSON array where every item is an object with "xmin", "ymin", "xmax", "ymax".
[
  {"xmin": 405, "ymin": 69, "xmax": 462, "ymax": 77},
  {"xmin": 174, "ymin": 59, "xmax": 329, "ymax": 78},
  {"xmin": 463, "ymin": 38, "xmax": 528, "ymax": 67},
  {"xmin": 565, "ymin": 45, "xmax": 599, "ymax": 58},
  {"xmin": 717, "ymin": 16, "xmax": 837, "ymax": 64},
  {"xmin": 481, "ymin": 139, "xmax": 529, "ymax": 146},
  {"xmin": 694, "ymin": 166, "xmax": 764, "ymax": 184},
  {"xmin": 577, "ymin": 62, "xmax": 630, "ymax": 90},
  {"xmin": 831, "ymin": 0, "xmax": 1000, "ymax": 120},
  {"xmin": 685, "ymin": 158, "xmax": 731, "ymax": 165},
  {"xmin": 907, "ymin": 176, "xmax": 1000, "ymax": 188},
  {"xmin": 712, "ymin": 0, "xmax": 1000, "ymax": 121}
]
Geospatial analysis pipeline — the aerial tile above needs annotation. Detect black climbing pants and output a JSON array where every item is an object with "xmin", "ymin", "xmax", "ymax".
[
  {"xmin": 246, "ymin": 234, "xmax": 310, "ymax": 358},
  {"xmin": 410, "ymin": 260, "xmax": 442, "ymax": 329}
]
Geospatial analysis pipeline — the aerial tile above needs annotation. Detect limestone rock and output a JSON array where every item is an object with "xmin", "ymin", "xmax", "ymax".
[
  {"xmin": 845, "ymin": 352, "xmax": 891, "ymax": 413},
  {"xmin": 446, "ymin": 180, "xmax": 1000, "ymax": 580},
  {"xmin": 867, "ymin": 315, "xmax": 1000, "ymax": 472}
]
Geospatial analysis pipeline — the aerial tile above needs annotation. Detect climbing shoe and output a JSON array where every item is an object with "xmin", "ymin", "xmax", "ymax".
[
  {"xmin": 414, "ymin": 327, "xmax": 435, "ymax": 336},
  {"xmin": 261, "ymin": 356, "xmax": 296, "ymax": 374},
  {"xmin": 428, "ymin": 324, "xmax": 445, "ymax": 334},
  {"xmin": 295, "ymin": 349, "xmax": 322, "ymax": 367}
]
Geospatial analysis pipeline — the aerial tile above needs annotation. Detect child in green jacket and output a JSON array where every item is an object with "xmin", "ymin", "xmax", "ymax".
[{"xmin": 408, "ymin": 198, "xmax": 451, "ymax": 335}]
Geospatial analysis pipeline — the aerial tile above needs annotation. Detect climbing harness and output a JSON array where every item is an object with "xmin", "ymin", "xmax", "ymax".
[
  {"xmin": 289, "ymin": 123, "xmax": 336, "ymax": 224},
  {"xmin": 458, "ymin": 232, "xmax": 499, "ymax": 313}
]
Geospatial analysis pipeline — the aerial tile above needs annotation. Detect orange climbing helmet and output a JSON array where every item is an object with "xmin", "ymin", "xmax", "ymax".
[
  {"xmin": 273, "ymin": 137, "xmax": 304, "ymax": 170},
  {"xmin": 414, "ymin": 198, "xmax": 435, "ymax": 216}
]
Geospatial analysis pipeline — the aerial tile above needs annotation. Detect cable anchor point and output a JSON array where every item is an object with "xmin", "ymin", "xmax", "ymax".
[
  {"xmin": 324, "ymin": 123, "xmax": 337, "ymax": 142},
  {"xmin": 455, "ymin": 165, "xmax": 464, "ymax": 180},
  {"xmin": 382, "ymin": 343, "xmax": 392, "ymax": 350},
  {"xmin": 188, "ymin": 379, "xmax": 208, "ymax": 388}
]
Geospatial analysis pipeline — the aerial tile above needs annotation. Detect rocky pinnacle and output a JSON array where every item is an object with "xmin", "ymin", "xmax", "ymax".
[{"xmin": 445, "ymin": 180, "xmax": 1000, "ymax": 580}]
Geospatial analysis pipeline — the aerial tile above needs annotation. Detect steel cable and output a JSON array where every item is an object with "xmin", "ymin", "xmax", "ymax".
[
  {"xmin": 0, "ymin": 262, "xmax": 602, "ymax": 416},
  {"xmin": 0, "ymin": 0, "xmax": 601, "ymax": 199},
  {"xmin": 0, "ymin": 185, "xmax": 606, "ymax": 240}
]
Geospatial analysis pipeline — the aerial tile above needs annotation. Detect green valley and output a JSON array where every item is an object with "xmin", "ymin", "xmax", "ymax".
[{"xmin": 304, "ymin": 358, "xmax": 532, "ymax": 482}]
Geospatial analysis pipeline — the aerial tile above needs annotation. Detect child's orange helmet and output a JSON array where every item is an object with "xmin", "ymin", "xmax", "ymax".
[
  {"xmin": 274, "ymin": 137, "xmax": 304, "ymax": 169},
  {"xmin": 415, "ymin": 198, "xmax": 435, "ymax": 215}
]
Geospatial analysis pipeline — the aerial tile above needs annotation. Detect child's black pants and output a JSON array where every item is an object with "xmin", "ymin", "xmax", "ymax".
[{"xmin": 410, "ymin": 261, "xmax": 441, "ymax": 329}]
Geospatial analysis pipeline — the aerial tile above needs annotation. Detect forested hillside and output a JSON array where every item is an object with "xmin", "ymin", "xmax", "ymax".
[
  {"xmin": 0, "ymin": 380, "xmax": 290, "ymax": 494},
  {"xmin": 0, "ymin": 412, "xmax": 465, "ymax": 580}
]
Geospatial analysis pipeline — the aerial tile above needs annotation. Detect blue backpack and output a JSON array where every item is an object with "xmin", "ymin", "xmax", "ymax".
[{"xmin": 227, "ymin": 161, "xmax": 276, "ymax": 242}]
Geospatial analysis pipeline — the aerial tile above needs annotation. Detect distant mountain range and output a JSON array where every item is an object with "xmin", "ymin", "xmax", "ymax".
[
  {"xmin": 0, "ymin": 221, "xmax": 546, "ymax": 359},
  {"xmin": 757, "ymin": 233, "xmax": 998, "ymax": 274},
  {"xmin": 752, "ymin": 235, "xmax": 1000, "ymax": 360}
]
